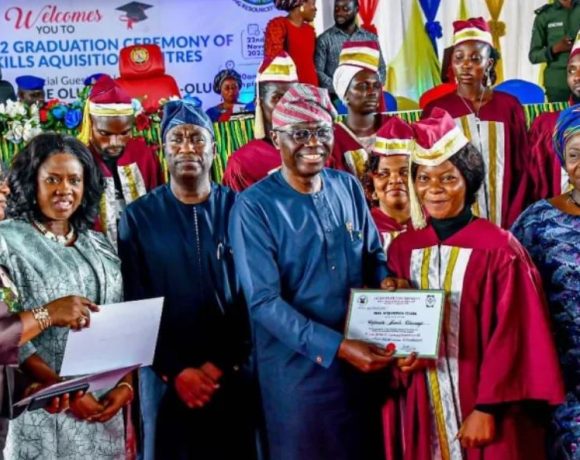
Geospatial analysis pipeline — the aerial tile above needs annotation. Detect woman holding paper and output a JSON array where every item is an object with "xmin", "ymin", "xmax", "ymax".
[
  {"xmin": 383, "ymin": 109, "xmax": 565, "ymax": 460},
  {"xmin": 0, "ymin": 133, "xmax": 130, "ymax": 459}
]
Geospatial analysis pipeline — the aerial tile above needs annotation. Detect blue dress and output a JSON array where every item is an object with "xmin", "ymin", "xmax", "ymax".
[
  {"xmin": 511, "ymin": 200, "xmax": 580, "ymax": 460},
  {"xmin": 229, "ymin": 169, "xmax": 389, "ymax": 460}
]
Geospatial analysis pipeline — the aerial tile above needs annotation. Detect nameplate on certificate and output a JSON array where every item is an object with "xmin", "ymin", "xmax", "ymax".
[{"xmin": 345, "ymin": 289, "xmax": 445, "ymax": 358}]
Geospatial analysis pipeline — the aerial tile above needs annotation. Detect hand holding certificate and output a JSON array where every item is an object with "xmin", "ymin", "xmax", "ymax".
[{"xmin": 345, "ymin": 289, "xmax": 445, "ymax": 358}]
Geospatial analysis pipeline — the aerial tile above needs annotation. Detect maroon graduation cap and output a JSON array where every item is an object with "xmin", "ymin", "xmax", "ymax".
[{"xmin": 116, "ymin": 2, "xmax": 152, "ymax": 29}]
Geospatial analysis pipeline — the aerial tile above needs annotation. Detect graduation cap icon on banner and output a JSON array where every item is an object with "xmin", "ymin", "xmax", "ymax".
[{"xmin": 116, "ymin": 2, "xmax": 152, "ymax": 29}]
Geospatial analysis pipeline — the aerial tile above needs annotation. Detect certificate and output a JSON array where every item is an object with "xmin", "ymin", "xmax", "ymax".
[
  {"xmin": 345, "ymin": 289, "xmax": 445, "ymax": 358},
  {"xmin": 60, "ymin": 297, "xmax": 164, "ymax": 376}
]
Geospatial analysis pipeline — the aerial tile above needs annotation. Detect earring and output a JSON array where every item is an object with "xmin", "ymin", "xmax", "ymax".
[
  {"xmin": 300, "ymin": 5, "xmax": 305, "ymax": 13},
  {"xmin": 372, "ymin": 191, "xmax": 378, "ymax": 201}
]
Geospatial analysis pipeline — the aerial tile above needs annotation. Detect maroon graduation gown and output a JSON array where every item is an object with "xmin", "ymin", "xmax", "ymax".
[
  {"xmin": 423, "ymin": 91, "xmax": 530, "ymax": 228},
  {"xmin": 384, "ymin": 218, "xmax": 565, "ymax": 460},
  {"xmin": 222, "ymin": 139, "xmax": 281, "ymax": 192},
  {"xmin": 370, "ymin": 207, "xmax": 409, "ymax": 253},
  {"xmin": 92, "ymin": 137, "xmax": 164, "ymax": 244},
  {"xmin": 528, "ymin": 109, "xmax": 571, "ymax": 200},
  {"xmin": 328, "ymin": 115, "xmax": 392, "ymax": 180}
]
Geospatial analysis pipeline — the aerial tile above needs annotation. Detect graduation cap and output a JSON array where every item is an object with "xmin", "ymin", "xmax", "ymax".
[
  {"xmin": 116, "ymin": 2, "xmax": 152, "ymax": 27},
  {"xmin": 408, "ymin": 108, "xmax": 469, "ymax": 229},
  {"xmin": 15, "ymin": 75, "xmax": 45, "ymax": 91}
]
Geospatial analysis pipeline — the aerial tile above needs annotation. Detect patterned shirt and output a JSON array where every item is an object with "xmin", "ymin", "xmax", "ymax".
[{"xmin": 315, "ymin": 25, "xmax": 387, "ymax": 94}]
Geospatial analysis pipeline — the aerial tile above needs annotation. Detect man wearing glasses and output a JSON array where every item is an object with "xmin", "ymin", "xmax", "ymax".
[{"xmin": 230, "ymin": 83, "xmax": 403, "ymax": 460}]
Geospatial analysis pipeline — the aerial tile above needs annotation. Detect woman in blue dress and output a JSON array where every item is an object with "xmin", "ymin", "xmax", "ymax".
[{"xmin": 511, "ymin": 105, "xmax": 580, "ymax": 460}]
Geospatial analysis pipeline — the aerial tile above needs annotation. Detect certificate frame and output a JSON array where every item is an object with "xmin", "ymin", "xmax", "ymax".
[{"xmin": 344, "ymin": 289, "xmax": 446, "ymax": 359}]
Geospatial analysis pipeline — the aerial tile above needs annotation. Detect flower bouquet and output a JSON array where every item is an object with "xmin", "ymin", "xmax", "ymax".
[{"xmin": 0, "ymin": 100, "xmax": 43, "ymax": 164}]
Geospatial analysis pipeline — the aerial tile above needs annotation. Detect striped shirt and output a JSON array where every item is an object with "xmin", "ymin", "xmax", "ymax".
[{"xmin": 315, "ymin": 25, "xmax": 387, "ymax": 94}]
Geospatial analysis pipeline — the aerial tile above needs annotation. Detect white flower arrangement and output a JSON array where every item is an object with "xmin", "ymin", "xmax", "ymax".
[{"xmin": 0, "ymin": 100, "xmax": 41, "ymax": 145}]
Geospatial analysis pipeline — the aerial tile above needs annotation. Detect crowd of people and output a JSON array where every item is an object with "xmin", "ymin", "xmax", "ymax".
[{"xmin": 0, "ymin": 1, "xmax": 578, "ymax": 460}]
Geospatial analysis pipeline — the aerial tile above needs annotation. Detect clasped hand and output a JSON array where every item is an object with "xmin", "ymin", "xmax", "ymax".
[
  {"xmin": 175, "ymin": 362, "xmax": 223, "ymax": 409},
  {"xmin": 68, "ymin": 385, "xmax": 132, "ymax": 423}
]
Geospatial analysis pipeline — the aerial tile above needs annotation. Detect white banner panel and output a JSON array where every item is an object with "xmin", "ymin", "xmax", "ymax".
[{"xmin": 0, "ymin": 0, "xmax": 278, "ymax": 107}]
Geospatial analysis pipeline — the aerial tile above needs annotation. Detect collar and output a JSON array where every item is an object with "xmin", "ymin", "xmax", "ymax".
[{"xmin": 430, "ymin": 206, "xmax": 474, "ymax": 241}]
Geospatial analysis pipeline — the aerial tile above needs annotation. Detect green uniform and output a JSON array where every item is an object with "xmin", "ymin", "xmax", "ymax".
[{"xmin": 529, "ymin": 0, "xmax": 580, "ymax": 102}]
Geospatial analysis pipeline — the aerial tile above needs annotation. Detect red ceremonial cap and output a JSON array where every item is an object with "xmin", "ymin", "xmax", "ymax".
[
  {"xmin": 337, "ymin": 40, "xmax": 381, "ymax": 72},
  {"xmin": 89, "ymin": 75, "xmax": 132, "ymax": 104},
  {"xmin": 411, "ymin": 107, "xmax": 468, "ymax": 165},
  {"xmin": 407, "ymin": 108, "xmax": 469, "ymax": 229},
  {"xmin": 372, "ymin": 117, "xmax": 414, "ymax": 156},
  {"xmin": 257, "ymin": 51, "xmax": 298, "ymax": 83},
  {"xmin": 453, "ymin": 17, "xmax": 493, "ymax": 47}
]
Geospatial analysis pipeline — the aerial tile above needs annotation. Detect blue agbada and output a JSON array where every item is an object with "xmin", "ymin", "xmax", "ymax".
[
  {"xmin": 118, "ymin": 183, "xmax": 256, "ymax": 459},
  {"xmin": 229, "ymin": 168, "xmax": 389, "ymax": 460},
  {"xmin": 553, "ymin": 104, "xmax": 580, "ymax": 165}
]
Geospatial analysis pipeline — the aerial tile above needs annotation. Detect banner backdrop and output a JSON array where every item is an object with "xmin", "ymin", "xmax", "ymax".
[{"xmin": 0, "ymin": 0, "xmax": 278, "ymax": 107}]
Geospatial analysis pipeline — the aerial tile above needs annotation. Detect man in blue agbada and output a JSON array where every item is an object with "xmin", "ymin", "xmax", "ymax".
[
  {"xmin": 230, "ymin": 84, "xmax": 405, "ymax": 460},
  {"xmin": 118, "ymin": 98, "xmax": 257, "ymax": 460}
]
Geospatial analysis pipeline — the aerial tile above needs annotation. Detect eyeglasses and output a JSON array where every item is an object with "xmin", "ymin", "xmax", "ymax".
[{"xmin": 274, "ymin": 126, "xmax": 333, "ymax": 144}]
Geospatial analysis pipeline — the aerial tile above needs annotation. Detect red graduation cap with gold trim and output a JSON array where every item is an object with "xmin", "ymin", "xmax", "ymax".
[
  {"xmin": 257, "ymin": 51, "xmax": 298, "ymax": 84},
  {"xmin": 254, "ymin": 52, "xmax": 298, "ymax": 139},
  {"xmin": 452, "ymin": 17, "xmax": 493, "ymax": 47},
  {"xmin": 408, "ymin": 108, "xmax": 469, "ymax": 228},
  {"xmin": 337, "ymin": 40, "xmax": 381, "ymax": 73},
  {"xmin": 372, "ymin": 117, "xmax": 414, "ymax": 157},
  {"xmin": 77, "ymin": 76, "xmax": 135, "ymax": 145}
]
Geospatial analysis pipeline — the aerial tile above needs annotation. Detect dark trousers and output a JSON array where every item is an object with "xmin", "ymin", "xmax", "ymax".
[{"xmin": 155, "ymin": 371, "xmax": 258, "ymax": 460}]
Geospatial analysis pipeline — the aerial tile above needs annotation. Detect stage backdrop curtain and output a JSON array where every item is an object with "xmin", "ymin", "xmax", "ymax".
[
  {"xmin": 458, "ymin": 0, "xmax": 470, "ymax": 19},
  {"xmin": 359, "ymin": 0, "xmax": 380, "ymax": 34},
  {"xmin": 386, "ymin": 0, "xmax": 441, "ymax": 102},
  {"xmin": 419, "ymin": 0, "xmax": 443, "ymax": 54},
  {"xmin": 485, "ymin": 0, "xmax": 506, "ymax": 83}
]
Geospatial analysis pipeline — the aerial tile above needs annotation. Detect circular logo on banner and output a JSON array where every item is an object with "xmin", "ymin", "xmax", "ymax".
[
  {"xmin": 130, "ymin": 47, "xmax": 150, "ymax": 65},
  {"xmin": 232, "ymin": 0, "xmax": 275, "ymax": 12}
]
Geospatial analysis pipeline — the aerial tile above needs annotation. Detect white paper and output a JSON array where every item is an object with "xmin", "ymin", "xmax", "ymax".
[
  {"xmin": 345, "ymin": 290, "xmax": 445, "ymax": 358},
  {"xmin": 60, "ymin": 297, "xmax": 164, "ymax": 377},
  {"xmin": 14, "ymin": 365, "xmax": 140, "ymax": 408}
]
